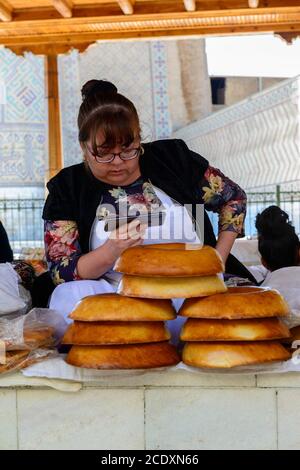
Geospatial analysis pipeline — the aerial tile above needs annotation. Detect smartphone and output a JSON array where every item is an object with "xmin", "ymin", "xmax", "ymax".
[{"xmin": 104, "ymin": 211, "xmax": 166, "ymax": 232}]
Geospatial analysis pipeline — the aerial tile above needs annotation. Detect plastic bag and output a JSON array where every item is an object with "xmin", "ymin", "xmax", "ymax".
[
  {"xmin": 0, "ymin": 348, "xmax": 57, "ymax": 375},
  {"xmin": 0, "ymin": 308, "xmax": 67, "ymax": 351},
  {"xmin": 0, "ymin": 263, "xmax": 27, "ymax": 315}
]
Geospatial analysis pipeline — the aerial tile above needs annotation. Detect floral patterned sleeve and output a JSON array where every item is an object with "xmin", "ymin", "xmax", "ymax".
[
  {"xmin": 201, "ymin": 166, "xmax": 247, "ymax": 236},
  {"xmin": 44, "ymin": 220, "xmax": 82, "ymax": 285}
]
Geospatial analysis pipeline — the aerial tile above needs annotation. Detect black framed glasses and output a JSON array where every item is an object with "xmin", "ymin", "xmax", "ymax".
[{"xmin": 88, "ymin": 146, "xmax": 141, "ymax": 164}]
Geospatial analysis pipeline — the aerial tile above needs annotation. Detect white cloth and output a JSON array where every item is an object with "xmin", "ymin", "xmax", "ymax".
[
  {"xmin": 248, "ymin": 265, "xmax": 300, "ymax": 329},
  {"xmin": 49, "ymin": 279, "xmax": 115, "ymax": 326},
  {"xmin": 261, "ymin": 267, "xmax": 300, "ymax": 328},
  {"xmin": 22, "ymin": 355, "xmax": 169, "ymax": 381},
  {"xmin": 21, "ymin": 353, "xmax": 300, "ymax": 381},
  {"xmin": 0, "ymin": 263, "xmax": 27, "ymax": 315},
  {"xmin": 231, "ymin": 238, "xmax": 261, "ymax": 266},
  {"xmin": 247, "ymin": 264, "xmax": 269, "ymax": 284},
  {"xmin": 0, "ymin": 370, "xmax": 82, "ymax": 391},
  {"xmin": 49, "ymin": 185, "xmax": 202, "ymax": 343}
]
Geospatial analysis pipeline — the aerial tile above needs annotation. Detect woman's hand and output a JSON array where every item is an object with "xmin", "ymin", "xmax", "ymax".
[
  {"xmin": 104, "ymin": 219, "xmax": 147, "ymax": 261},
  {"xmin": 76, "ymin": 219, "xmax": 146, "ymax": 280}
]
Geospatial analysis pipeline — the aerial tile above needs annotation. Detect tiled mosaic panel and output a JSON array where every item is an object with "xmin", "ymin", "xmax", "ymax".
[
  {"xmin": 150, "ymin": 42, "xmax": 171, "ymax": 140},
  {"xmin": 58, "ymin": 49, "xmax": 82, "ymax": 168},
  {"xmin": 79, "ymin": 42, "xmax": 154, "ymax": 142},
  {"xmin": 59, "ymin": 41, "xmax": 171, "ymax": 168},
  {"xmin": 0, "ymin": 48, "xmax": 46, "ymax": 186},
  {"xmin": 0, "ymin": 41, "xmax": 171, "ymax": 183}
]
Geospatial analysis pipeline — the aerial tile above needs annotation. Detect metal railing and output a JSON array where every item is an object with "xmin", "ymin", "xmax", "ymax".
[
  {"xmin": 245, "ymin": 185, "xmax": 300, "ymax": 236},
  {"xmin": 209, "ymin": 182, "xmax": 300, "ymax": 237},
  {"xmin": 0, "ymin": 198, "xmax": 44, "ymax": 251}
]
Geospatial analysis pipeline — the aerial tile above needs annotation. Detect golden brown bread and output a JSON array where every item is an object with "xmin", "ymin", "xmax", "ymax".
[
  {"xmin": 282, "ymin": 325, "xmax": 300, "ymax": 344},
  {"xmin": 182, "ymin": 341, "xmax": 291, "ymax": 368},
  {"xmin": 66, "ymin": 342, "xmax": 180, "ymax": 369},
  {"xmin": 114, "ymin": 243, "xmax": 224, "ymax": 277},
  {"xmin": 62, "ymin": 321, "xmax": 171, "ymax": 345},
  {"xmin": 179, "ymin": 287, "xmax": 289, "ymax": 319},
  {"xmin": 0, "ymin": 349, "xmax": 54, "ymax": 374},
  {"xmin": 23, "ymin": 327, "xmax": 55, "ymax": 349},
  {"xmin": 0, "ymin": 350, "xmax": 29, "ymax": 374},
  {"xmin": 290, "ymin": 325, "xmax": 300, "ymax": 339},
  {"xmin": 118, "ymin": 274, "xmax": 227, "ymax": 299},
  {"xmin": 180, "ymin": 318, "xmax": 291, "ymax": 342},
  {"xmin": 4, "ymin": 327, "xmax": 55, "ymax": 350},
  {"xmin": 69, "ymin": 293, "xmax": 176, "ymax": 321}
]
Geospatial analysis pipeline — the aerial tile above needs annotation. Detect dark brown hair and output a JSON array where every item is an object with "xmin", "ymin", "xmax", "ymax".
[
  {"xmin": 78, "ymin": 80, "xmax": 141, "ymax": 155},
  {"xmin": 256, "ymin": 205, "xmax": 300, "ymax": 271}
]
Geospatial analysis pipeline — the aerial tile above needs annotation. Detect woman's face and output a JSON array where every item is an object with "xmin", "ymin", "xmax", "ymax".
[{"xmin": 83, "ymin": 130, "xmax": 141, "ymax": 186}]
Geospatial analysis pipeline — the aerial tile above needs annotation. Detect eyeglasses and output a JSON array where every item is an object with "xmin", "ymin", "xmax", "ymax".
[{"xmin": 87, "ymin": 146, "xmax": 141, "ymax": 164}]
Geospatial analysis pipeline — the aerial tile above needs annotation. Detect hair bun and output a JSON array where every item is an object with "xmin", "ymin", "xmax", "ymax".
[
  {"xmin": 255, "ymin": 205, "xmax": 293, "ymax": 239},
  {"xmin": 81, "ymin": 80, "xmax": 118, "ymax": 100}
]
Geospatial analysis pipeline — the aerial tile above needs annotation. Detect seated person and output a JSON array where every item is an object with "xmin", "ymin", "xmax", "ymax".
[
  {"xmin": 0, "ymin": 222, "xmax": 32, "ymax": 313},
  {"xmin": 0, "ymin": 220, "xmax": 13, "ymax": 263},
  {"xmin": 0, "ymin": 221, "xmax": 53, "ymax": 309},
  {"xmin": 249, "ymin": 205, "xmax": 300, "ymax": 327}
]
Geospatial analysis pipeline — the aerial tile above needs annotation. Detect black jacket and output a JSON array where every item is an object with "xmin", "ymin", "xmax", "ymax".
[
  {"xmin": 43, "ymin": 139, "xmax": 256, "ymax": 282},
  {"xmin": 0, "ymin": 221, "xmax": 13, "ymax": 263}
]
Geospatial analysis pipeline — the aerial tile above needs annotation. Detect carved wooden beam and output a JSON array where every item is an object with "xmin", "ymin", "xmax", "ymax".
[
  {"xmin": 0, "ymin": 2, "xmax": 12, "ymax": 22},
  {"xmin": 118, "ymin": 0, "xmax": 134, "ymax": 15},
  {"xmin": 275, "ymin": 31, "xmax": 300, "ymax": 44},
  {"xmin": 248, "ymin": 0, "xmax": 259, "ymax": 8},
  {"xmin": 183, "ymin": 0, "xmax": 196, "ymax": 12},
  {"xmin": 53, "ymin": 0, "xmax": 73, "ymax": 18},
  {"xmin": 2, "ymin": 6, "xmax": 300, "ymax": 54}
]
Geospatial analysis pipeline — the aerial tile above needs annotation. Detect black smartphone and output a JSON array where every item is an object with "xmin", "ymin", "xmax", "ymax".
[{"xmin": 104, "ymin": 211, "xmax": 166, "ymax": 232}]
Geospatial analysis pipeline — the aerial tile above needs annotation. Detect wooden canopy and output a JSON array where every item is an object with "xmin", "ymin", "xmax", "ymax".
[{"xmin": 0, "ymin": 1, "xmax": 300, "ymax": 54}]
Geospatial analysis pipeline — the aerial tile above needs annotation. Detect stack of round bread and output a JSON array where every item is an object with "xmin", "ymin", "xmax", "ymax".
[
  {"xmin": 115, "ymin": 243, "xmax": 227, "ymax": 299},
  {"xmin": 64, "ymin": 294, "xmax": 180, "ymax": 369},
  {"xmin": 179, "ymin": 286, "xmax": 292, "ymax": 369}
]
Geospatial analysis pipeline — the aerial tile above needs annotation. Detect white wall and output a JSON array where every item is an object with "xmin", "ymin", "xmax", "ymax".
[
  {"xmin": 206, "ymin": 34, "xmax": 300, "ymax": 78},
  {"xmin": 174, "ymin": 76, "xmax": 300, "ymax": 190},
  {"xmin": 1, "ymin": 371, "xmax": 300, "ymax": 449}
]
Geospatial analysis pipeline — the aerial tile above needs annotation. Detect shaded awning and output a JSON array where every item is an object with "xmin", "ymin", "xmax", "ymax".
[{"xmin": 0, "ymin": 1, "xmax": 299, "ymax": 54}]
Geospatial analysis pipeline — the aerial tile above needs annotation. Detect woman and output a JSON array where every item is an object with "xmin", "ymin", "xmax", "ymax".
[
  {"xmin": 43, "ymin": 79, "xmax": 256, "ymax": 331},
  {"xmin": 0, "ymin": 220, "xmax": 13, "ymax": 263},
  {"xmin": 249, "ymin": 206, "xmax": 300, "ymax": 328},
  {"xmin": 0, "ymin": 221, "xmax": 34, "ymax": 313}
]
